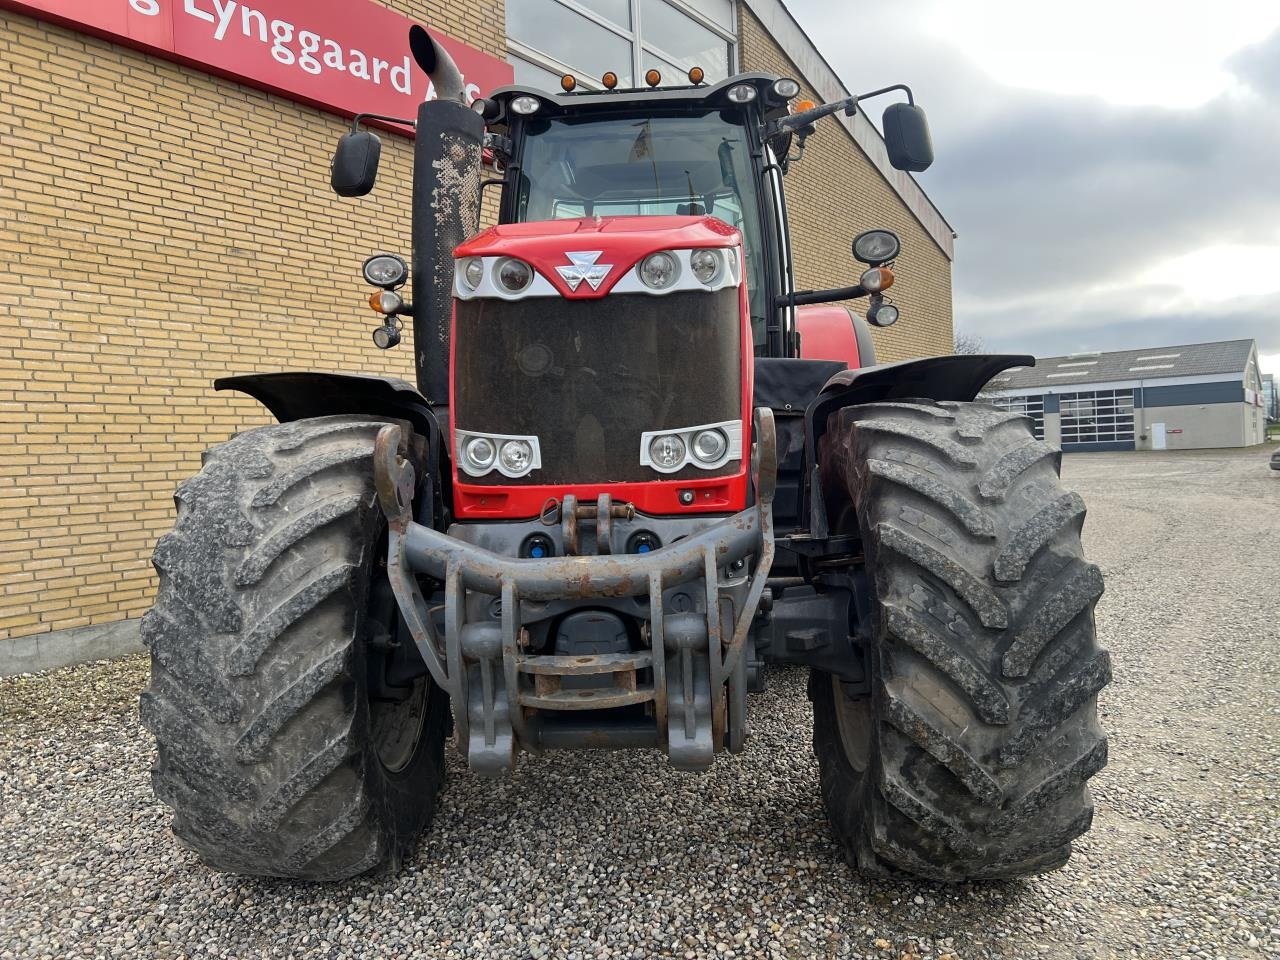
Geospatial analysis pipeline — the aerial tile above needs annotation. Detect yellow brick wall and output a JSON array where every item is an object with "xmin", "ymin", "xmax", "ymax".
[
  {"xmin": 737, "ymin": 6, "xmax": 954, "ymax": 362},
  {"xmin": 0, "ymin": 3, "xmax": 503, "ymax": 641},
  {"xmin": 0, "ymin": 2, "xmax": 953, "ymax": 644}
]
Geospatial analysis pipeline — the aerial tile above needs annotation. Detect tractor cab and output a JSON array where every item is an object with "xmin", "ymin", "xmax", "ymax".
[{"xmin": 482, "ymin": 74, "xmax": 793, "ymax": 355}]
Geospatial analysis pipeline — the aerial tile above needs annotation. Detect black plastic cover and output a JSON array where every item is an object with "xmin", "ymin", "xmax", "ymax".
[
  {"xmin": 753, "ymin": 358, "xmax": 847, "ymax": 413},
  {"xmin": 882, "ymin": 102, "xmax": 934, "ymax": 173},
  {"xmin": 330, "ymin": 130, "xmax": 382, "ymax": 197}
]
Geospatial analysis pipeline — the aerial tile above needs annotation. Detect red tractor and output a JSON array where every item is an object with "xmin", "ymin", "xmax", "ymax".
[{"xmin": 141, "ymin": 27, "xmax": 1110, "ymax": 882}]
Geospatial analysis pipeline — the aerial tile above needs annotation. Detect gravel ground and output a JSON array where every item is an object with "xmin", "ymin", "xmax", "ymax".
[{"xmin": 2, "ymin": 446, "xmax": 1278, "ymax": 959}]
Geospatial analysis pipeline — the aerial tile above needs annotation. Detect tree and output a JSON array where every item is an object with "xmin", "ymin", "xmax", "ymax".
[
  {"xmin": 954, "ymin": 330, "xmax": 987, "ymax": 355},
  {"xmin": 954, "ymin": 330, "xmax": 1000, "ymax": 399}
]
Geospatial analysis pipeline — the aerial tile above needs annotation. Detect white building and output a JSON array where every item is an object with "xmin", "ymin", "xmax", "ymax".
[{"xmin": 987, "ymin": 339, "xmax": 1267, "ymax": 451}]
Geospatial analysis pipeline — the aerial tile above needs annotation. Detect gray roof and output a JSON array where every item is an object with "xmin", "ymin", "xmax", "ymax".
[{"xmin": 988, "ymin": 339, "xmax": 1257, "ymax": 392}]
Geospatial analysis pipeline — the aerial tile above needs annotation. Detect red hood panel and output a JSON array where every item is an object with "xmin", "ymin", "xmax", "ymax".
[{"xmin": 454, "ymin": 215, "xmax": 741, "ymax": 299}]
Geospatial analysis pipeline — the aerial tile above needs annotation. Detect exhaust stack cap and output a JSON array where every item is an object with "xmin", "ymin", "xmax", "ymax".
[{"xmin": 409, "ymin": 24, "xmax": 468, "ymax": 103}]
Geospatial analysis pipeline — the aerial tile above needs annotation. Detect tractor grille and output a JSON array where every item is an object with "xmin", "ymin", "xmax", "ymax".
[{"xmin": 453, "ymin": 288, "xmax": 742, "ymax": 484}]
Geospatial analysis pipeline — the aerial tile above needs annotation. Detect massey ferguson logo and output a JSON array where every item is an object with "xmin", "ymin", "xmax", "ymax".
[{"xmin": 556, "ymin": 251, "xmax": 613, "ymax": 291}]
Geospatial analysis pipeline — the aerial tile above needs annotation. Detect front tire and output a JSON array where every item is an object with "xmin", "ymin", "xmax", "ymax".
[
  {"xmin": 813, "ymin": 400, "xmax": 1110, "ymax": 881},
  {"xmin": 140, "ymin": 415, "xmax": 449, "ymax": 880}
]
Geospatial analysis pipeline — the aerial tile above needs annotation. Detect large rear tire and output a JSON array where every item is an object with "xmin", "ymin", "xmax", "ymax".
[
  {"xmin": 813, "ymin": 400, "xmax": 1110, "ymax": 881},
  {"xmin": 140, "ymin": 415, "xmax": 449, "ymax": 881}
]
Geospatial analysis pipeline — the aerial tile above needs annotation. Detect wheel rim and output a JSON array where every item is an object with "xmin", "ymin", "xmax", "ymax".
[
  {"xmin": 366, "ymin": 557, "xmax": 429, "ymax": 775},
  {"xmin": 831, "ymin": 675, "xmax": 872, "ymax": 773},
  {"xmin": 370, "ymin": 676, "xmax": 429, "ymax": 774}
]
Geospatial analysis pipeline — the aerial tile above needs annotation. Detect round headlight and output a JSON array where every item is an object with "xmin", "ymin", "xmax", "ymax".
[
  {"xmin": 689, "ymin": 249, "xmax": 720, "ymax": 285},
  {"xmin": 852, "ymin": 229, "xmax": 901, "ymax": 266},
  {"xmin": 867, "ymin": 302, "xmax": 900, "ymax": 327},
  {"xmin": 510, "ymin": 95, "xmax": 541, "ymax": 115},
  {"xmin": 363, "ymin": 253, "xmax": 407, "ymax": 288},
  {"xmin": 462, "ymin": 257, "xmax": 484, "ymax": 290},
  {"xmin": 649, "ymin": 433, "xmax": 687, "ymax": 470},
  {"xmin": 499, "ymin": 439, "xmax": 533, "ymax": 474},
  {"xmin": 463, "ymin": 436, "xmax": 496, "ymax": 470},
  {"xmin": 726, "ymin": 83, "xmax": 758, "ymax": 104},
  {"xmin": 639, "ymin": 251, "xmax": 679, "ymax": 290},
  {"xmin": 771, "ymin": 78, "xmax": 801, "ymax": 100},
  {"xmin": 691, "ymin": 428, "xmax": 728, "ymax": 464},
  {"xmin": 496, "ymin": 257, "xmax": 533, "ymax": 293}
]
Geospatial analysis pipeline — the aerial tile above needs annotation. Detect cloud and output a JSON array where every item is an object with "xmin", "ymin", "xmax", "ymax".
[
  {"xmin": 783, "ymin": 0, "xmax": 1280, "ymax": 366},
  {"xmin": 1230, "ymin": 28, "xmax": 1280, "ymax": 100}
]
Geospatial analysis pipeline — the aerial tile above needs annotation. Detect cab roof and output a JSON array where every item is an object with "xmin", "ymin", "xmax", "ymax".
[{"xmin": 485, "ymin": 73, "xmax": 790, "ymax": 123}]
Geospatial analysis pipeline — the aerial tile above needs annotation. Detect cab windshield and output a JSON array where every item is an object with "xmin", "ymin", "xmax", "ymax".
[{"xmin": 513, "ymin": 110, "xmax": 767, "ymax": 342}]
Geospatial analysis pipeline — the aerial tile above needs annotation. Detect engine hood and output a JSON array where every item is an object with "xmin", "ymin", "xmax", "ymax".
[{"xmin": 453, "ymin": 215, "xmax": 741, "ymax": 300}]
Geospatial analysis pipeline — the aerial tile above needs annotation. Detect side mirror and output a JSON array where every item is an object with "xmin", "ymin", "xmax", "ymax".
[
  {"xmin": 331, "ymin": 129, "xmax": 381, "ymax": 197},
  {"xmin": 882, "ymin": 102, "xmax": 933, "ymax": 173}
]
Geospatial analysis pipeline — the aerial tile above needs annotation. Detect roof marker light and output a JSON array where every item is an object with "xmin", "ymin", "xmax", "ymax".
[
  {"xmin": 602, "ymin": 71, "xmax": 618, "ymax": 89},
  {"xmin": 645, "ymin": 69, "xmax": 662, "ymax": 87},
  {"xmin": 560, "ymin": 74, "xmax": 576, "ymax": 92},
  {"xmin": 688, "ymin": 66, "xmax": 705, "ymax": 85}
]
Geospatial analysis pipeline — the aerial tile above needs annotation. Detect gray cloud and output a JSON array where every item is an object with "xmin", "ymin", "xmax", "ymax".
[
  {"xmin": 1231, "ymin": 28, "xmax": 1280, "ymax": 99},
  {"xmin": 784, "ymin": 1, "xmax": 1280, "ymax": 362}
]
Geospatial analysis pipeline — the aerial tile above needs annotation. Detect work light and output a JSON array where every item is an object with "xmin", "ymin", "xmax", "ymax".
[
  {"xmin": 867, "ymin": 301, "xmax": 899, "ymax": 327},
  {"xmin": 510, "ymin": 95, "xmax": 541, "ymax": 115},
  {"xmin": 726, "ymin": 83, "xmax": 757, "ymax": 103},
  {"xmin": 363, "ymin": 253, "xmax": 407, "ymax": 289},
  {"xmin": 852, "ymin": 229, "xmax": 901, "ymax": 266},
  {"xmin": 772, "ymin": 78, "xmax": 801, "ymax": 100}
]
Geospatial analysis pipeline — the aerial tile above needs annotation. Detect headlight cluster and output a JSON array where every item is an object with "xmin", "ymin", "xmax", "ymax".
[
  {"xmin": 640, "ymin": 420, "xmax": 743, "ymax": 474},
  {"xmin": 622, "ymin": 247, "xmax": 735, "ymax": 295},
  {"xmin": 456, "ymin": 256, "xmax": 555, "ymax": 300},
  {"xmin": 456, "ymin": 431, "xmax": 542, "ymax": 479}
]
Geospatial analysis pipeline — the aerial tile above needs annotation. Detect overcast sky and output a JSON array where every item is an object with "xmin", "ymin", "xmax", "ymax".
[{"xmin": 785, "ymin": 0, "xmax": 1280, "ymax": 373}]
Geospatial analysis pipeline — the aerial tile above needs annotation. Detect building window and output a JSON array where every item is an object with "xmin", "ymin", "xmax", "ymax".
[
  {"xmin": 508, "ymin": 0, "xmax": 737, "ymax": 92},
  {"xmin": 1059, "ymin": 389, "xmax": 1135, "ymax": 445},
  {"xmin": 990, "ymin": 395, "xmax": 1045, "ymax": 440}
]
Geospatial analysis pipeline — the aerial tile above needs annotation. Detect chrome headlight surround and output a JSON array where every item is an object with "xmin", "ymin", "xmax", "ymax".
[
  {"xmin": 455, "ymin": 429, "xmax": 543, "ymax": 479},
  {"xmin": 613, "ymin": 248, "xmax": 739, "ymax": 297},
  {"xmin": 454, "ymin": 257, "xmax": 559, "ymax": 300},
  {"xmin": 639, "ymin": 420, "xmax": 743, "ymax": 474}
]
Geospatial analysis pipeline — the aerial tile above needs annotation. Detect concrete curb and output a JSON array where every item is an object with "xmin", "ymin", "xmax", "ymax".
[{"xmin": 0, "ymin": 618, "xmax": 144, "ymax": 676}]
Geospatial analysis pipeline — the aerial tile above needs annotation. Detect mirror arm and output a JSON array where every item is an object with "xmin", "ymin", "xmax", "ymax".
[
  {"xmin": 768, "ymin": 83, "xmax": 917, "ymax": 137},
  {"xmin": 778, "ymin": 283, "xmax": 868, "ymax": 308},
  {"xmin": 350, "ymin": 112, "xmax": 417, "ymax": 133}
]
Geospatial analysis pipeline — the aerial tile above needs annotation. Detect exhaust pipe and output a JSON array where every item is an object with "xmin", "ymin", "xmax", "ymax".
[
  {"xmin": 409, "ymin": 25, "xmax": 468, "ymax": 104},
  {"xmin": 407, "ymin": 25, "xmax": 483, "ymax": 411}
]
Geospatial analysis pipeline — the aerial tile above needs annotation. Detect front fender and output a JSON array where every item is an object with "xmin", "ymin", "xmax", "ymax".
[
  {"xmin": 215, "ymin": 372, "xmax": 441, "ymax": 439},
  {"xmin": 801, "ymin": 353, "xmax": 1034, "ymax": 534}
]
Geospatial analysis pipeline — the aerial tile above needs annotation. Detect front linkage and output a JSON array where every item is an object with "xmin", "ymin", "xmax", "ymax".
[{"xmin": 372, "ymin": 410, "xmax": 778, "ymax": 775}]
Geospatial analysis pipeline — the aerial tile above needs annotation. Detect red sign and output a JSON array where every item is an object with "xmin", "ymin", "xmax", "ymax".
[{"xmin": 1, "ymin": 0, "xmax": 513, "ymax": 133}]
